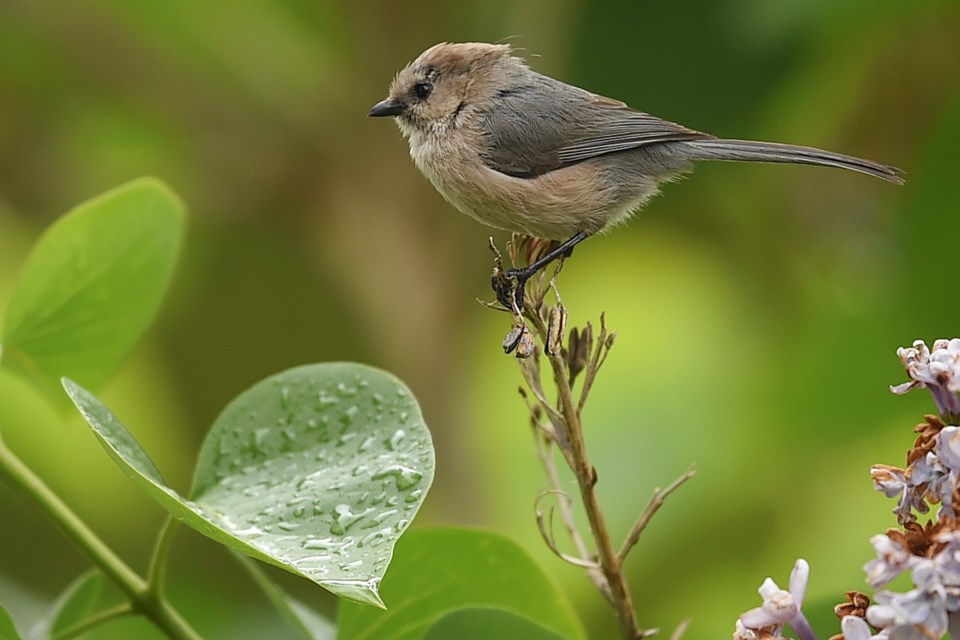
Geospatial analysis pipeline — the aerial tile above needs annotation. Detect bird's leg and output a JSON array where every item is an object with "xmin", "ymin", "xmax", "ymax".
[{"xmin": 492, "ymin": 231, "xmax": 589, "ymax": 309}]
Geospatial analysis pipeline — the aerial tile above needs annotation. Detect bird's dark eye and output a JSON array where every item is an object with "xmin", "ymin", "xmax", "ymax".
[{"xmin": 412, "ymin": 82, "xmax": 433, "ymax": 100}]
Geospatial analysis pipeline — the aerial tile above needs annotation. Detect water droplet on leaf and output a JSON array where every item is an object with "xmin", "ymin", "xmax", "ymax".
[
  {"xmin": 330, "ymin": 504, "xmax": 372, "ymax": 535},
  {"xmin": 387, "ymin": 430, "xmax": 405, "ymax": 451},
  {"xmin": 372, "ymin": 465, "xmax": 423, "ymax": 490}
]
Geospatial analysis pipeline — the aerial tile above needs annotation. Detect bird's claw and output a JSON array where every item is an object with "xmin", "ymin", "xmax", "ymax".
[{"xmin": 491, "ymin": 268, "xmax": 528, "ymax": 311}]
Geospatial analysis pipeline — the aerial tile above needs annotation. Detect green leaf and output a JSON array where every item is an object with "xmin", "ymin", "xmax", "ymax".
[
  {"xmin": 234, "ymin": 553, "xmax": 336, "ymax": 640},
  {"xmin": 0, "ymin": 178, "xmax": 184, "ymax": 390},
  {"xmin": 63, "ymin": 363, "xmax": 435, "ymax": 607},
  {"xmin": 337, "ymin": 528, "xmax": 586, "ymax": 640},
  {"xmin": 0, "ymin": 603, "xmax": 22, "ymax": 640},
  {"xmin": 41, "ymin": 570, "xmax": 103, "ymax": 639},
  {"xmin": 423, "ymin": 608, "xmax": 568, "ymax": 640}
]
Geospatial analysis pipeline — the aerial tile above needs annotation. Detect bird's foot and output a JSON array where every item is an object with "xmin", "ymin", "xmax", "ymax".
[{"xmin": 491, "ymin": 267, "xmax": 530, "ymax": 311}]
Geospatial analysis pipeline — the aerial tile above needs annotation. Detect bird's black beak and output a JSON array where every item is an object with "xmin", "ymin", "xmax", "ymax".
[{"xmin": 368, "ymin": 99, "xmax": 406, "ymax": 117}]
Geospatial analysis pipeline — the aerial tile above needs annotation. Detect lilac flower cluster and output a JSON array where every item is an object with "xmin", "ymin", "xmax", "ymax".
[
  {"xmin": 733, "ymin": 339, "xmax": 960, "ymax": 639},
  {"xmin": 734, "ymin": 535, "xmax": 960, "ymax": 639},
  {"xmin": 843, "ymin": 530, "xmax": 960, "ymax": 638},
  {"xmin": 892, "ymin": 339, "xmax": 960, "ymax": 418},
  {"xmin": 874, "ymin": 338, "xmax": 960, "ymax": 526},
  {"xmin": 870, "ymin": 419, "xmax": 960, "ymax": 525}
]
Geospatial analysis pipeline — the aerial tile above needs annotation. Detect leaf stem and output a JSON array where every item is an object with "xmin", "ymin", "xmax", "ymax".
[
  {"xmin": 51, "ymin": 603, "xmax": 133, "ymax": 640},
  {"xmin": 147, "ymin": 516, "xmax": 180, "ymax": 599},
  {"xmin": 0, "ymin": 441, "xmax": 202, "ymax": 640}
]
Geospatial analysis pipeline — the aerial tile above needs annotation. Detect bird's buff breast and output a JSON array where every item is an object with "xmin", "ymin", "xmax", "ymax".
[{"xmin": 406, "ymin": 129, "xmax": 624, "ymax": 240}]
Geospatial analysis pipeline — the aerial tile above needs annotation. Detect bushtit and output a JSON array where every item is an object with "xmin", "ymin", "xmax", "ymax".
[{"xmin": 370, "ymin": 42, "xmax": 903, "ymax": 306}]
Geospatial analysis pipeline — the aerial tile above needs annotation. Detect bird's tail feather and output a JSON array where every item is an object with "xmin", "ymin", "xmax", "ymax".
[{"xmin": 685, "ymin": 138, "xmax": 904, "ymax": 184}]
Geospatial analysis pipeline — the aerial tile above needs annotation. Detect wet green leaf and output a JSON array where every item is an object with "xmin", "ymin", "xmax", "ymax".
[
  {"xmin": 0, "ymin": 178, "xmax": 183, "ymax": 391},
  {"xmin": 44, "ymin": 570, "xmax": 103, "ymax": 639},
  {"xmin": 423, "ymin": 608, "xmax": 568, "ymax": 640},
  {"xmin": 337, "ymin": 528, "xmax": 585, "ymax": 640},
  {"xmin": 63, "ymin": 363, "xmax": 435, "ymax": 607},
  {"xmin": 0, "ymin": 603, "xmax": 21, "ymax": 640}
]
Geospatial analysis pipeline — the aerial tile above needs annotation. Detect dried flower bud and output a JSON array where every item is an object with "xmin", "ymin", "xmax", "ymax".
[
  {"xmin": 547, "ymin": 304, "xmax": 567, "ymax": 356},
  {"xmin": 503, "ymin": 323, "xmax": 524, "ymax": 354},
  {"xmin": 516, "ymin": 325, "xmax": 536, "ymax": 359},
  {"xmin": 568, "ymin": 324, "xmax": 593, "ymax": 382},
  {"xmin": 907, "ymin": 416, "xmax": 943, "ymax": 466},
  {"xmin": 605, "ymin": 332, "xmax": 617, "ymax": 350},
  {"xmin": 834, "ymin": 591, "xmax": 870, "ymax": 619}
]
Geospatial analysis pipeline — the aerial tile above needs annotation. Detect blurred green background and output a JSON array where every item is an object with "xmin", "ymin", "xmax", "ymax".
[{"xmin": 1, "ymin": 1, "xmax": 959, "ymax": 638}]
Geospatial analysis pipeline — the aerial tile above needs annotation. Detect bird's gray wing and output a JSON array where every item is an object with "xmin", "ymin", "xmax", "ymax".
[{"xmin": 479, "ymin": 74, "xmax": 712, "ymax": 178}]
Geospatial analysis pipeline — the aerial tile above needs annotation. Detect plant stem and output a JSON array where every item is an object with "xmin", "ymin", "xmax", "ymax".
[
  {"xmin": 502, "ymin": 238, "xmax": 691, "ymax": 638},
  {"xmin": 534, "ymin": 431, "xmax": 608, "ymax": 595},
  {"xmin": 522, "ymin": 303, "xmax": 644, "ymax": 638},
  {"xmin": 542, "ymin": 342, "xmax": 643, "ymax": 638},
  {"xmin": 0, "ymin": 442, "xmax": 144, "ymax": 593},
  {"xmin": 0, "ymin": 441, "xmax": 202, "ymax": 640}
]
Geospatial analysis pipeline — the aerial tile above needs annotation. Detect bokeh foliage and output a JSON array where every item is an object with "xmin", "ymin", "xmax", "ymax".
[{"xmin": 1, "ymin": 1, "xmax": 958, "ymax": 637}]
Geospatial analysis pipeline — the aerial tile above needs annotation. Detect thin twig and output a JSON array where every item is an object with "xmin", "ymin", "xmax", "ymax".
[
  {"xmin": 531, "ymin": 423, "xmax": 608, "ymax": 597},
  {"xmin": 535, "ymin": 492, "xmax": 601, "ymax": 570},
  {"xmin": 522, "ymin": 381, "xmax": 563, "ymax": 459},
  {"xmin": 536, "ymin": 449, "xmax": 601, "ymax": 574},
  {"xmin": 519, "ymin": 358, "xmax": 566, "ymax": 429},
  {"xmin": 669, "ymin": 619, "xmax": 690, "ymax": 640},
  {"xmin": 577, "ymin": 314, "xmax": 614, "ymax": 417},
  {"xmin": 618, "ymin": 465, "xmax": 697, "ymax": 563}
]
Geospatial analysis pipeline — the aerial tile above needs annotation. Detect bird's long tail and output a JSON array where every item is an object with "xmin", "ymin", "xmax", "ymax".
[{"xmin": 684, "ymin": 138, "xmax": 904, "ymax": 184}]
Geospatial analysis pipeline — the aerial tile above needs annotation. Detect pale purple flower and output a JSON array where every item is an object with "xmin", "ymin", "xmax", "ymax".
[
  {"xmin": 865, "ymin": 534, "xmax": 922, "ymax": 588},
  {"xmin": 738, "ymin": 559, "xmax": 815, "ymax": 640},
  {"xmin": 862, "ymin": 532, "xmax": 960, "ymax": 639},
  {"xmin": 892, "ymin": 339, "xmax": 960, "ymax": 417},
  {"xmin": 927, "ymin": 532, "xmax": 960, "ymax": 610},
  {"xmin": 936, "ymin": 427, "xmax": 960, "ymax": 472},
  {"xmin": 841, "ymin": 615, "xmax": 886, "ymax": 640},
  {"xmin": 911, "ymin": 453, "xmax": 955, "ymax": 520},
  {"xmin": 867, "ymin": 588, "xmax": 947, "ymax": 639},
  {"xmin": 732, "ymin": 618, "xmax": 766, "ymax": 640},
  {"xmin": 872, "ymin": 465, "xmax": 909, "ymax": 499},
  {"xmin": 871, "ymin": 464, "xmax": 931, "ymax": 524}
]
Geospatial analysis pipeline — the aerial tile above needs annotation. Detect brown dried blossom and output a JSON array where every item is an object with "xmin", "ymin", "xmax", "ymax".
[
  {"xmin": 567, "ymin": 324, "xmax": 592, "ymax": 383},
  {"xmin": 907, "ymin": 414, "xmax": 945, "ymax": 466},
  {"xmin": 834, "ymin": 591, "xmax": 870, "ymax": 619}
]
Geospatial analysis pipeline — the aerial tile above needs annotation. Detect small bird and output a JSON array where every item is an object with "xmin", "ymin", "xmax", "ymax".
[{"xmin": 370, "ymin": 42, "xmax": 903, "ymax": 307}]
